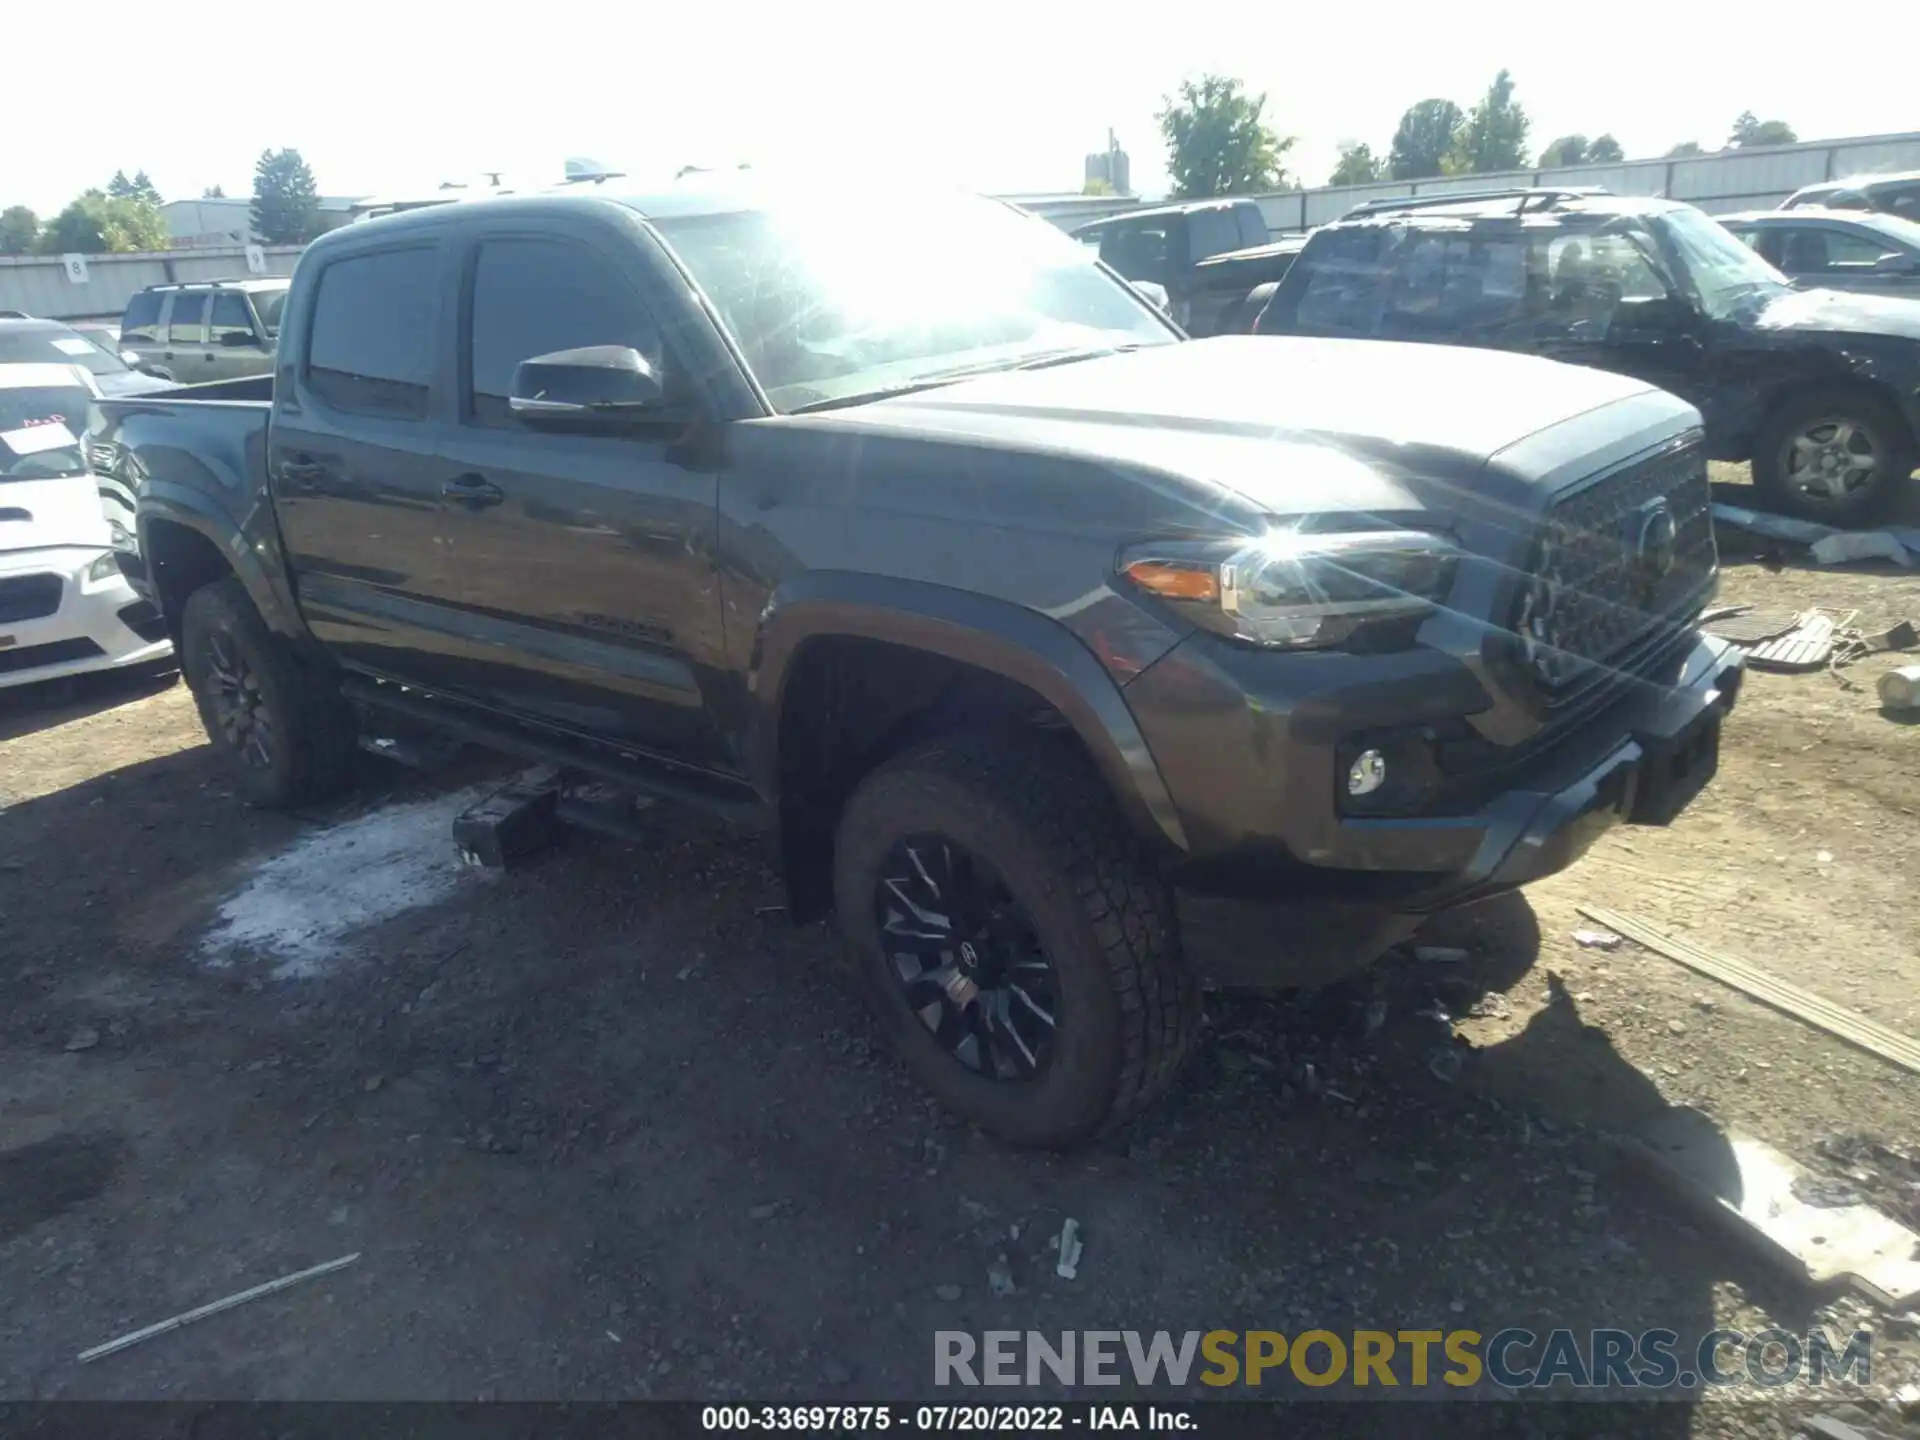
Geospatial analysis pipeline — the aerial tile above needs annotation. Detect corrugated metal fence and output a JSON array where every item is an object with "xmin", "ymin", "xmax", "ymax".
[
  {"xmin": 1254, "ymin": 129, "xmax": 1920, "ymax": 235},
  {"xmin": 0, "ymin": 245, "xmax": 304, "ymax": 322}
]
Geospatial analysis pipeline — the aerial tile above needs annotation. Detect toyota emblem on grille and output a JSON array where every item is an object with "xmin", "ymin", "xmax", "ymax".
[{"xmin": 1630, "ymin": 499, "xmax": 1678, "ymax": 583}]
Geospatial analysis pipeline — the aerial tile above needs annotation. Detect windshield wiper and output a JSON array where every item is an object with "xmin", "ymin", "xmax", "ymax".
[
  {"xmin": 1013, "ymin": 342, "xmax": 1146, "ymax": 371},
  {"xmin": 786, "ymin": 375, "xmax": 983, "ymax": 415},
  {"xmin": 785, "ymin": 344, "xmax": 1149, "ymax": 415}
]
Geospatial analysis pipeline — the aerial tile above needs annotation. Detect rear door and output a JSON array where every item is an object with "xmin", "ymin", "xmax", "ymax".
[
  {"xmin": 159, "ymin": 291, "xmax": 217, "ymax": 382},
  {"xmin": 432, "ymin": 227, "xmax": 731, "ymax": 767},
  {"xmin": 267, "ymin": 240, "xmax": 472, "ymax": 686}
]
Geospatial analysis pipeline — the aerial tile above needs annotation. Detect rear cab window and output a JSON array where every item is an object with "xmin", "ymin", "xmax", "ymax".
[{"xmin": 305, "ymin": 248, "xmax": 440, "ymax": 419}]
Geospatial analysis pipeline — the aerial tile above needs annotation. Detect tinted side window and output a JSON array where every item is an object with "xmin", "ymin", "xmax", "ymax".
[
  {"xmin": 1379, "ymin": 231, "xmax": 1532, "ymax": 338},
  {"xmin": 165, "ymin": 293, "xmax": 209, "ymax": 345},
  {"xmin": 306, "ymin": 248, "xmax": 439, "ymax": 420},
  {"xmin": 121, "ymin": 291, "xmax": 163, "ymax": 344},
  {"xmin": 209, "ymin": 293, "xmax": 255, "ymax": 345},
  {"xmin": 1268, "ymin": 229, "xmax": 1390, "ymax": 335},
  {"xmin": 466, "ymin": 238, "xmax": 661, "ymax": 428},
  {"xmin": 1826, "ymin": 228, "xmax": 1902, "ymax": 268}
]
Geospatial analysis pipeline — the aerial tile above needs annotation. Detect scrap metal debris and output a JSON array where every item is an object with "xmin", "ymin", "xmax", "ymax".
[
  {"xmin": 1053, "ymin": 1219, "xmax": 1083, "ymax": 1280},
  {"xmin": 78, "ymin": 1253, "xmax": 361, "ymax": 1364},
  {"xmin": 1572, "ymin": 929, "xmax": 1622, "ymax": 951},
  {"xmin": 1711, "ymin": 503, "xmax": 1920, "ymax": 567},
  {"xmin": 987, "ymin": 1254, "xmax": 1016, "ymax": 1297},
  {"xmin": 63, "ymin": 1026, "xmax": 100, "ymax": 1052},
  {"xmin": 1580, "ymin": 905, "xmax": 1920, "ymax": 1078},
  {"xmin": 1879, "ymin": 665, "xmax": 1920, "ymax": 711}
]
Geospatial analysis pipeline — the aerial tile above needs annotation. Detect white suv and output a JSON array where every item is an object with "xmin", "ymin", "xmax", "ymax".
[{"xmin": 1, "ymin": 364, "xmax": 174, "ymax": 690}]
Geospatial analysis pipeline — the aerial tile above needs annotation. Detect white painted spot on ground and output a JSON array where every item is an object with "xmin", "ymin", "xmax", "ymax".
[{"xmin": 200, "ymin": 786, "xmax": 490, "ymax": 978}]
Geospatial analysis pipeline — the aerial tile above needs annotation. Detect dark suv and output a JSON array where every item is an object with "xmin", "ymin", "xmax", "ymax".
[
  {"xmin": 1255, "ymin": 188, "xmax": 1920, "ymax": 524},
  {"xmin": 119, "ymin": 279, "xmax": 289, "ymax": 383}
]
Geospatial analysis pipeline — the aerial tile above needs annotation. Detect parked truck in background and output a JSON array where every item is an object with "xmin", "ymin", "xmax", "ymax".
[
  {"xmin": 1073, "ymin": 199, "xmax": 1306, "ymax": 337},
  {"xmin": 92, "ymin": 174, "xmax": 1741, "ymax": 1146}
]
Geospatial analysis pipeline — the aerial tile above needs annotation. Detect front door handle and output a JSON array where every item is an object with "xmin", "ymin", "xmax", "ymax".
[{"xmin": 442, "ymin": 473, "xmax": 505, "ymax": 509}]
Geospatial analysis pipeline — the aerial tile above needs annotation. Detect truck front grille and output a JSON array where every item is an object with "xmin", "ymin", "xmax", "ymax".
[
  {"xmin": 1515, "ymin": 439, "xmax": 1715, "ymax": 695},
  {"xmin": 0, "ymin": 573, "xmax": 64, "ymax": 624}
]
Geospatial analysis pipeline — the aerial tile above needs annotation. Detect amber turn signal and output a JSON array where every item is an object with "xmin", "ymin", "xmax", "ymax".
[{"xmin": 1123, "ymin": 560, "xmax": 1219, "ymax": 602}]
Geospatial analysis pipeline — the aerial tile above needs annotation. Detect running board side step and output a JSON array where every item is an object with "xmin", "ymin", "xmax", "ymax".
[{"xmin": 340, "ymin": 677, "xmax": 772, "ymax": 831}]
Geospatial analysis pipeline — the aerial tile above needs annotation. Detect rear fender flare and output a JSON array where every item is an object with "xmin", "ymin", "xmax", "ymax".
[
  {"xmin": 138, "ymin": 484, "xmax": 305, "ymax": 641},
  {"xmin": 748, "ymin": 572, "xmax": 1189, "ymax": 853}
]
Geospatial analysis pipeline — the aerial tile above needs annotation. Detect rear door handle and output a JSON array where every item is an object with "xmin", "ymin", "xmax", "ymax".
[{"xmin": 442, "ymin": 473, "xmax": 505, "ymax": 509}]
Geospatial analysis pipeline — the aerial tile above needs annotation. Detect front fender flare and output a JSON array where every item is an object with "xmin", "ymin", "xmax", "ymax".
[{"xmin": 748, "ymin": 571, "xmax": 1189, "ymax": 853}]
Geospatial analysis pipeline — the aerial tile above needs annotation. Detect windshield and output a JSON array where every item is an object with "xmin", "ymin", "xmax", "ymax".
[
  {"xmin": 0, "ymin": 384, "xmax": 90, "ymax": 480},
  {"xmin": 1658, "ymin": 208, "xmax": 1792, "ymax": 319},
  {"xmin": 0, "ymin": 327, "xmax": 127, "ymax": 377},
  {"xmin": 252, "ymin": 287, "xmax": 289, "ymax": 335},
  {"xmin": 653, "ymin": 193, "xmax": 1176, "ymax": 413}
]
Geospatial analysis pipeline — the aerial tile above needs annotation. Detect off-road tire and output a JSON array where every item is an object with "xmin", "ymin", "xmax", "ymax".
[
  {"xmin": 833, "ymin": 732, "xmax": 1199, "ymax": 1148},
  {"xmin": 180, "ymin": 578, "xmax": 355, "ymax": 808},
  {"xmin": 1750, "ymin": 386, "xmax": 1916, "ymax": 527}
]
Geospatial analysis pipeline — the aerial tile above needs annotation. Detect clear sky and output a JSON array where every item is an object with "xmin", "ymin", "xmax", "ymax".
[{"xmin": 8, "ymin": 0, "xmax": 1916, "ymax": 216}]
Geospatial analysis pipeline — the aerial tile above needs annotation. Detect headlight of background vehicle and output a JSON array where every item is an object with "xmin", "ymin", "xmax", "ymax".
[
  {"xmin": 86, "ymin": 552, "xmax": 123, "ymax": 584},
  {"xmin": 1120, "ymin": 529, "xmax": 1459, "ymax": 650}
]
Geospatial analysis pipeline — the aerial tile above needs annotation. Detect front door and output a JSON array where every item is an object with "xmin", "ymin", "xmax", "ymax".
[
  {"xmin": 433, "ymin": 231, "xmax": 731, "ymax": 770},
  {"xmin": 206, "ymin": 291, "xmax": 262, "ymax": 381},
  {"xmin": 267, "ymin": 241, "xmax": 472, "ymax": 688}
]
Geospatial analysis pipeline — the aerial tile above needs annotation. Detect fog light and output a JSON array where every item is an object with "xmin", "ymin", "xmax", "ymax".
[{"xmin": 1347, "ymin": 748, "xmax": 1388, "ymax": 797}]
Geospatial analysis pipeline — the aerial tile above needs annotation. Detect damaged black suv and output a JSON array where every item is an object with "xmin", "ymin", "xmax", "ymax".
[
  {"xmin": 1256, "ymin": 187, "xmax": 1920, "ymax": 525},
  {"xmin": 99, "ymin": 176, "xmax": 1742, "ymax": 1146}
]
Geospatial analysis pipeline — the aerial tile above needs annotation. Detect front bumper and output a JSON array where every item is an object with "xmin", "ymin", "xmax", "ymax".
[
  {"xmin": 1125, "ymin": 628, "xmax": 1742, "ymax": 910},
  {"xmin": 0, "ymin": 547, "xmax": 174, "ymax": 691}
]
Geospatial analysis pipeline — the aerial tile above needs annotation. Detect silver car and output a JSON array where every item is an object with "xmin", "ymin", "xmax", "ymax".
[
  {"xmin": 118, "ymin": 279, "xmax": 289, "ymax": 383},
  {"xmin": 1718, "ymin": 209, "xmax": 1920, "ymax": 298}
]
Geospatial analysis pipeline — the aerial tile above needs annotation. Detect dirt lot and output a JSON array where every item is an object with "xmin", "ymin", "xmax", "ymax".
[{"xmin": 3, "ymin": 496, "xmax": 1918, "ymax": 1434}]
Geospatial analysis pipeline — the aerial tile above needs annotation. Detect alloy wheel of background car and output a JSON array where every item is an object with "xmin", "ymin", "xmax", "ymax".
[
  {"xmin": 1781, "ymin": 416, "xmax": 1883, "ymax": 504},
  {"xmin": 873, "ymin": 832, "xmax": 1060, "ymax": 1082},
  {"xmin": 204, "ymin": 629, "xmax": 275, "ymax": 770}
]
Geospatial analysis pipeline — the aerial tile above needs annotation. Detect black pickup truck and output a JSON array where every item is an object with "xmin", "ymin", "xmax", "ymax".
[
  {"xmin": 1073, "ymin": 199, "xmax": 1306, "ymax": 337},
  {"xmin": 94, "ymin": 175, "xmax": 1741, "ymax": 1146}
]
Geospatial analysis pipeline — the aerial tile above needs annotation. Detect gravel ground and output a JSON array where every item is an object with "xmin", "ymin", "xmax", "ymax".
[{"xmin": 2, "ymin": 516, "xmax": 1918, "ymax": 1436}]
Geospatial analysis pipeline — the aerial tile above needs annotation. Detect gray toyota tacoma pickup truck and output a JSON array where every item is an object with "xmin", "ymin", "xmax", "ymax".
[{"xmin": 91, "ymin": 174, "xmax": 1742, "ymax": 1146}]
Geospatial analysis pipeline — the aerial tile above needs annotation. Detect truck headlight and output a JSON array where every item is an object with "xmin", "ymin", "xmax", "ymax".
[
  {"xmin": 1120, "ymin": 529, "xmax": 1459, "ymax": 650},
  {"xmin": 86, "ymin": 552, "xmax": 123, "ymax": 584}
]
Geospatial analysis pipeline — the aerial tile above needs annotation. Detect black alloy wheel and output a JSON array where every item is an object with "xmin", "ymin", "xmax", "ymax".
[
  {"xmin": 874, "ymin": 833, "xmax": 1060, "ymax": 1081},
  {"xmin": 204, "ymin": 628, "xmax": 275, "ymax": 770}
]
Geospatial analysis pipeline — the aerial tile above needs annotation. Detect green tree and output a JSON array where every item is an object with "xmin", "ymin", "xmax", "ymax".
[
  {"xmin": 1082, "ymin": 176, "xmax": 1115, "ymax": 196},
  {"xmin": 1450, "ymin": 69, "xmax": 1530, "ymax": 174},
  {"xmin": 131, "ymin": 170, "xmax": 162, "ymax": 204},
  {"xmin": 1388, "ymin": 99, "xmax": 1464, "ymax": 180},
  {"xmin": 202, "ymin": 184, "xmax": 227, "ymax": 199},
  {"xmin": 37, "ymin": 191, "xmax": 167, "ymax": 254},
  {"xmin": 106, "ymin": 169, "xmax": 135, "ymax": 199},
  {"xmin": 1328, "ymin": 141, "xmax": 1384, "ymax": 187},
  {"xmin": 1729, "ymin": 112, "xmax": 1797, "ymax": 148},
  {"xmin": 250, "ymin": 147, "xmax": 321, "ymax": 244},
  {"xmin": 1665, "ymin": 140, "xmax": 1706, "ymax": 159},
  {"xmin": 1156, "ymin": 75, "xmax": 1293, "ymax": 198},
  {"xmin": 0, "ymin": 205, "xmax": 39, "ymax": 256},
  {"xmin": 1585, "ymin": 134, "xmax": 1623, "ymax": 163},
  {"xmin": 1538, "ymin": 134, "xmax": 1590, "ymax": 168}
]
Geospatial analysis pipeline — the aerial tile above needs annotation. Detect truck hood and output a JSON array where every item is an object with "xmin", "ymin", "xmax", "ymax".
[
  {"xmin": 1752, "ymin": 286, "xmax": 1920, "ymax": 342},
  {"xmin": 0, "ymin": 474, "xmax": 112, "ymax": 555},
  {"xmin": 815, "ymin": 335, "xmax": 1670, "ymax": 518}
]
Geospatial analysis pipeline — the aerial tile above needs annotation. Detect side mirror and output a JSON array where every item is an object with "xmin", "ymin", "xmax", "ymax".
[
  {"xmin": 219, "ymin": 330, "xmax": 257, "ymax": 348},
  {"xmin": 509, "ymin": 345, "xmax": 666, "ymax": 430},
  {"xmin": 1872, "ymin": 252, "xmax": 1918, "ymax": 276}
]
